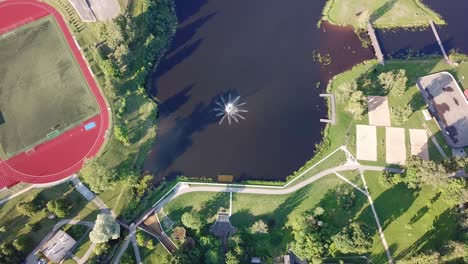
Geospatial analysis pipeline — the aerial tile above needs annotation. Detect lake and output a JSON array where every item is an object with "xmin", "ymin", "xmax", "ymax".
[{"xmin": 144, "ymin": 0, "xmax": 466, "ymax": 182}]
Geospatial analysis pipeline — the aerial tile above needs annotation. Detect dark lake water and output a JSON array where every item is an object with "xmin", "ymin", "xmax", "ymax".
[
  {"xmin": 377, "ymin": 0, "xmax": 468, "ymax": 58},
  {"xmin": 144, "ymin": 0, "xmax": 467, "ymax": 182}
]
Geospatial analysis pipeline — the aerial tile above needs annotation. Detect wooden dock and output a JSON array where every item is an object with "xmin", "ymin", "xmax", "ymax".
[
  {"xmin": 320, "ymin": 94, "xmax": 336, "ymax": 124},
  {"xmin": 367, "ymin": 22, "xmax": 385, "ymax": 65},
  {"xmin": 430, "ymin": 20, "xmax": 454, "ymax": 65}
]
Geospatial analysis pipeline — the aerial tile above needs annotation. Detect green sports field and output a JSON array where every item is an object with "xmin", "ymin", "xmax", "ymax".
[{"xmin": 0, "ymin": 15, "xmax": 99, "ymax": 159}]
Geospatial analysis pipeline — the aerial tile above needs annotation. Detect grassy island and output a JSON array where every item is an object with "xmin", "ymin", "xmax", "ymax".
[{"xmin": 322, "ymin": 0, "xmax": 445, "ymax": 29}]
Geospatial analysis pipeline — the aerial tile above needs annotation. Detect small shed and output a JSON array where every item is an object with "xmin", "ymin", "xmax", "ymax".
[
  {"xmin": 41, "ymin": 230, "xmax": 76, "ymax": 263},
  {"xmin": 251, "ymin": 257, "xmax": 261, "ymax": 263}
]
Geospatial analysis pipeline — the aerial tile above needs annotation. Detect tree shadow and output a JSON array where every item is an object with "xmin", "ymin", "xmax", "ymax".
[
  {"xmin": 158, "ymin": 84, "xmax": 194, "ymax": 117},
  {"xmin": 370, "ymin": 0, "xmax": 398, "ymax": 23},
  {"xmin": 170, "ymin": 206, "xmax": 194, "ymax": 223},
  {"xmin": 396, "ymin": 208, "xmax": 458, "ymax": 259},
  {"xmin": 230, "ymin": 208, "xmax": 256, "ymax": 229},
  {"xmin": 174, "ymin": 0, "xmax": 209, "ymax": 24},
  {"xmin": 199, "ymin": 192, "xmax": 230, "ymax": 219},
  {"xmin": 409, "ymin": 205, "xmax": 429, "ymax": 225},
  {"xmin": 364, "ymin": 184, "xmax": 419, "ymax": 231}
]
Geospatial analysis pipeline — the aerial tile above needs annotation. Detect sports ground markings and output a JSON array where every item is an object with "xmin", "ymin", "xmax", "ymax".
[
  {"xmin": 160, "ymin": 209, "xmax": 174, "ymax": 231},
  {"xmin": 0, "ymin": 0, "xmax": 110, "ymax": 184}
]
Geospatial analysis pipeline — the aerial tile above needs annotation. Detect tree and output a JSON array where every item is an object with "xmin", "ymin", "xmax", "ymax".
[
  {"xmin": 438, "ymin": 178, "xmax": 468, "ymax": 206},
  {"xmin": 89, "ymin": 214, "xmax": 120, "ymax": 243},
  {"xmin": 331, "ymin": 223, "xmax": 372, "ymax": 254},
  {"xmin": 399, "ymin": 252, "xmax": 440, "ymax": 264},
  {"xmin": 172, "ymin": 226, "xmax": 187, "ymax": 242},
  {"xmin": 345, "ymin": 90, "xmax": 367, "ymax": 119},
  {"xmin": 313, "ymin": 206, "xmax": 325, "ymax": 216},
  {"xmin": 12, "ymin": 235, "xmax": 32, "ymax": 253},
  {"xmin": 336, "ymin": 81, "xmax": 358, "ymax": 102},
  {"xmin": 16, "ymin": 201, "xmax": 39, "ymax": 216},
  {"xmin": 46, "ymin": 199, "xmax": 68, "ymax": 217},
  {"xmin": 404, "ymin": 156, "xmax": 446, "ymax": 189},
  {"xmin": 113, "ymin": 125, "xmax": 130, "ymax": 146},
  {"xmin": 392, "ymin": 105, "xmax": 413, "ymax": 126},
  {"xmin": 441, "ymin": 241, "xmax": 468, "ymax": 263},
  {"xmin": 378, "ymin": 69, "xmax": 408, "ymax": 96},
  {"xmin": 136, "ymin": 232, "xmax": 146, "ymax": 247},
  {"xmin": 226, "ymin": 251, "xmax": 240, "ymax": 264},
  {"xmin": 250, "ymin": 220, "xmax": 268, "ymax": 234},
  {"xmin": 181, "ymin": 212, "xmax": 204, "ymax": 231},
  {"xmin": 0, "ymin": 226, "xmax": 5, "ymax": 232},
  {"xmin": 80, "ymin": 158, "xmax": 117, "ymax": 193},
  {"xmin": 290, "ymin": 232, "xmax": 324, "ymax": 263}
]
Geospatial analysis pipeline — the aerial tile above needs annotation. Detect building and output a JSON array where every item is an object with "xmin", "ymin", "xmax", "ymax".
[
  {"xmin": 417, "ymin": 72, "xmax": 468, "ymax": 148},
  {"xmin": 41, "ymin": 230, "xmax": 76, "ymax": 263}
]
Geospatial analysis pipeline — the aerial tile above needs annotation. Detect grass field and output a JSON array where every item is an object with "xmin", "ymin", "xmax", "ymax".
[
  {"xmin": 322, "ymin": 0, "xmax": 445, "ymax": 29},
  {"xmin": 0, "ymin": 15, "xmax": 99, "ymax": 158},
  {"xmin": 139, "ymin": 231, "xmax": 170, "ymax": 264},
  {"xmin": 0, "ymin": 182, "xmax": 99, "ymax": 247},
  {"xmin": 364, "ymin": 171, "xmax": 459, "ymax": 261}
]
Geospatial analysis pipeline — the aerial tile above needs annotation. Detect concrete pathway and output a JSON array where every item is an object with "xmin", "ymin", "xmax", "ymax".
[
  {"xmin": 70, "ymin": 175, "xmax": 130, "ymax": 229},
  {"xmin": 358, "ymin": 169, "xmax": 394, "ymax": 264},
  {"xmin": 0, "ymin": 175, "xmax": 73, "ymax": 205},
  {"xmin": 131, "ymin": 233, "xmax": 142, "ymax": 264},
  {"xmin": 113, "ymin": 224, "xmax": 138, "ymax": 264},
  {"xmin": 335, "ymin": 172, "xmax": 393, "ymax": 263}
]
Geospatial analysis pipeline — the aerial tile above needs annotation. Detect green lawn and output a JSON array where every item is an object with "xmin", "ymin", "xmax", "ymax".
[
  {"xmin": 139, "ymin": 232, "xmax": 171, "ymax": 264},
  {"xmin": 322, "ymin": 0, "xmax": 445, "ymax": 29},
  {"xmin": 0, "ymin": 182, "xmax": 99, "ymax": 248},
  {"xmin": 74, "ymin": 238, "xmax": 92, "ymax": 259},
  {"xmin": 163, "ymin": 174, "xmax": 388, "ymax": 260},
  {"xmin": 364, "ymin": 171, "xmax": 459, "ymax": 261}
]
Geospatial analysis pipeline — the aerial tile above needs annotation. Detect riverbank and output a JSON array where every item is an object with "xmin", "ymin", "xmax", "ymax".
[{"xmin": 321, "ymin": 0, "xmax": 445, "ymax": 29}]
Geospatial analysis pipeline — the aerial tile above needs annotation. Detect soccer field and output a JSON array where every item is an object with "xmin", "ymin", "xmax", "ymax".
[{"xmin": 0, "ymin": 15, "xmax": 99, "ymax": 159}]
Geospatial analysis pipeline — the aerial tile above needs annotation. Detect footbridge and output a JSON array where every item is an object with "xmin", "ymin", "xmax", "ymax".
[{"xmin": 367, "ymin": 22, "xmax": 385, "ymax": 65}]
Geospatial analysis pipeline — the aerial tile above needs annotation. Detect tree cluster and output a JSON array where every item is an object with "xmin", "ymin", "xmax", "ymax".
[
  {"xmin": 378, "ymin": 69, "xmax": 408, "ymax": 96},
  {"xmin": 0, "ymin": 236, "xmax": 32, "ymax": 263},
  {"xmin": 80, "ymin": 158, "xmax": 117, "ymax": 193},
  {"xmin": 385, "ymin": 156, "xmax": 467, "ymax": 206},
  {"xmin": 336, "ymin": 81, "xmax": 367, "ymax": 119},
  {"xmin": 46, "ymin": 198, "xmax": 68, "ymax": 218},
  {"xmin": 89, "ymin": 214, "xmax": 120, "ymax": 244},
  {"xmin": 391, "ymin": 104, "xmax": 413, "ymax": 126}
]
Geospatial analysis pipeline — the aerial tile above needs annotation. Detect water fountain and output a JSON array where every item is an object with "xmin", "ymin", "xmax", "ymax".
[{"xmin": 214, "ymin": 94, "xmax": 248, "ymax": 125}]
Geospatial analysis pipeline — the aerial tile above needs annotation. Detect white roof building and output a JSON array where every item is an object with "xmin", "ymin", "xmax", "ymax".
[{"xmin": 41, "ymin": 230, "xmax": 76, "ymax": 263}]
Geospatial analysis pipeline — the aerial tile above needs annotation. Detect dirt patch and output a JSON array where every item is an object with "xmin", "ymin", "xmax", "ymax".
[
  {"xmin": 409, "ymin": 129, "xmax": 429, "ymax": 160},
  {"xmin": 356, "ymin": 125, "xmax": 377, "ymax": 161},
  {"xmin": 386, "ymin": 127, "xmax": 406, "ymax": 165},
  {"xmin": 368, "ymin": 96, "xmax": 391, "ymax": 126}
]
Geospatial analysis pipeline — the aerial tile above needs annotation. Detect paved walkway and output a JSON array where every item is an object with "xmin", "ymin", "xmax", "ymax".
[
  {"xmin": 335, "ymin": 172, "xmax": 394, "ymax": 264},
  {"xmin": 114, "ymin": 146, "xmax": 403, "ymax": 263},
  {"xmin": 150, "ymin": 164, "xmax": 402, "ymax": 214}
]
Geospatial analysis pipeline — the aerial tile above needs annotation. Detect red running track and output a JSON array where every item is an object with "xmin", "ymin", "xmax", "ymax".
[{"xmin": 0, "ymin": 0, "xmax": 109, "ymax": 188}]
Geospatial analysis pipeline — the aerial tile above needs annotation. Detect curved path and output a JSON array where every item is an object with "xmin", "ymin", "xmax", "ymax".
[
  {"xmin": 0, "ymin": 0, "xmax": 109, "ymax": 187},
  {"xmin": 148, "ymin": 164, "xmax": 401, "ymax": 215}
]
